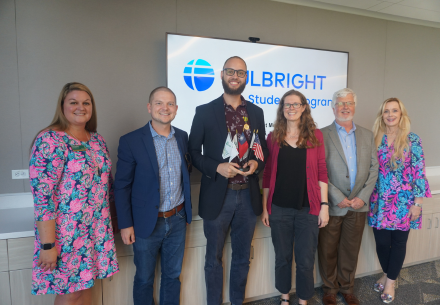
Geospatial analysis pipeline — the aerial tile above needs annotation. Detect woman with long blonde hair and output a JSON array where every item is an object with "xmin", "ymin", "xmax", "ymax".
[
  {"xmin": 261, "ymin": 89, "xmax": 329, "ymax": 305},
  {"xmin": 369, "ymin": 98, "xmax": 431, "ymax": 303}
]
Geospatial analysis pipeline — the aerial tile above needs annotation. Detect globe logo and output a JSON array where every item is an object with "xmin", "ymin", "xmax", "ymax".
[{"xmin": 183, "ymin": 59, "xmax": 215, "ymax": 91}]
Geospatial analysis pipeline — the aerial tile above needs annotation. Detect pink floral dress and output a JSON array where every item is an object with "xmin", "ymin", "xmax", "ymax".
[{"xmin": 29, "ymin": 130, "xmax": 119, "ymax": 295}]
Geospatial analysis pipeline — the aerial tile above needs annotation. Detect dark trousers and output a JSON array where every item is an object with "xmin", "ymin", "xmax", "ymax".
[
  {"xmin": 269, "ymin": 205, "xmax": 319, "ymax": 300},
  {"xmin": 132, "ymin": 209, "xmax": 187, "ymax": 305},
  {"xmin": 203, "ymin": 188, "xmax": 256, "ymax": 305},
  {"xmin": 318, "ymin": 211, "xmax": 366, "ymax": 294},
  {"xmin": 373, "ymin": 228, "xmax": 410, "ymax": 280}
]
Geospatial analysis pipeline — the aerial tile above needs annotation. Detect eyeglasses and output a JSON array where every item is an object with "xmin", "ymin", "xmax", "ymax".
[
  {"xmin": 223, "ymin": 68, "xmax": 247, "ymax": 78},
  {"xmin": 335, "ymin": 101, "xmax": 355, "ymax": 107},
  {"xmin": 284, "ymin": 103, "xmax": 303, "ymax": 109}
]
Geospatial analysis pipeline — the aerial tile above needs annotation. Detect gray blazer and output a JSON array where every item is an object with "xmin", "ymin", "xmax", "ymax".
[{"xmin": 321, "ymin": 121, "xmax": 379, "ymax": 216}]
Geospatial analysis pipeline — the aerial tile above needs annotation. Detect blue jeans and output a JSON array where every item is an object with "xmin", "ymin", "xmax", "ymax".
[
  {"xmin": 203, "ymin": 188, "xmax": 256, "ymax": 305},
  {"xmin": 132, "ymin": 208, "xmax": 187, "ymax": 305}
]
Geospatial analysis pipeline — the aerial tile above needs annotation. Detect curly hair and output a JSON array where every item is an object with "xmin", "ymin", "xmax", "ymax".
[{"xmin": 272, "ymin": 89, "xmax": 320, "ymax": 148}]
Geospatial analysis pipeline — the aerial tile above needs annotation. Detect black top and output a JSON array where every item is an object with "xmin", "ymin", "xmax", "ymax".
[{"xmin": 272, "ymin": 143, "xmax": 309, "ymax": 210}]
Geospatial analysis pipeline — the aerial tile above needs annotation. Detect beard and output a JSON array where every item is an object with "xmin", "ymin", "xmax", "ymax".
[
  {"xmin": 336, "ymin": 115, "xmax": 354, "ymax": 122},
  {"xmin": 222, "ymin": 77, "xmax": 246, "ymax": 95}
]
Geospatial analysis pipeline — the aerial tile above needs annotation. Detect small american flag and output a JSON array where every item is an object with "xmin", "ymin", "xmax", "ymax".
[{"xmin": 252, "ymin": 132, "xmax": 264, "ymax": 161}]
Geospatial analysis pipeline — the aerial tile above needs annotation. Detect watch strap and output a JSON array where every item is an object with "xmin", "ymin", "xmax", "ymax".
[{"xmin": 40, "ymin": 242, "xmax": 55, "ymax": 250}]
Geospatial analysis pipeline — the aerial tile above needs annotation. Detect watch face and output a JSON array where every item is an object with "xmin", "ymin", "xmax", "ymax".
[{"xmin": 41, "ymin": 243, "xmax": 54, "ymax": 250}]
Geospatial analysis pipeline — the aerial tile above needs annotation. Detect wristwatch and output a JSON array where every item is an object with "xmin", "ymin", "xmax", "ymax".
[
  {"xmin": 414, "ymin": 203, "xmax": 423, "ymax": 207},
  {"xmin": 320, "ymin": 202, "xmax": 329, "ymax": 206},
  {"xmin": 40, "ymin": 242, "xmax": 55, "ymax": 250}
]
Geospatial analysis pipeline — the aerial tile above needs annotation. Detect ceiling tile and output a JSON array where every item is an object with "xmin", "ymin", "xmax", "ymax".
[
  {"xmin": 312, "ymin": 0, "xmax": 383, "ymax": 10},
  {"xmin": 367, "ymin": 1, "xmax": 395, "ymax": 11},
  {"xmin": 379, "ymin": 3, "xmax": 440, "ymax": 22},
  {"xmin": 398, "ymin": 0, "xmax": 440, "ymax": 13}
]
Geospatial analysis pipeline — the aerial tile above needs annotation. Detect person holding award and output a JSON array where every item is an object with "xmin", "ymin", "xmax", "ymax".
[{"xmin": 189, "ymin": 56, "xmax": 268, "ymax": 305}]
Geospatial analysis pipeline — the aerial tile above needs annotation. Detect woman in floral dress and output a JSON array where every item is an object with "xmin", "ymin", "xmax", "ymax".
[
  {"xmin": 29, "ymin": 82, "xmax": 119, "ymax": 304},
  {"xmin": 369, "ymin": 98, "xmax": 431, "ymax": 303}
]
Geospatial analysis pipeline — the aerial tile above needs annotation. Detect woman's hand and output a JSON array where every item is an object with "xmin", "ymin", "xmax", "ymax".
[
  {"xmin": 37, "ymin": 247, "xmax": 58, "ymax": 272},
  {"xmin": 318, "ymin": 205, "xmax": 329, "ymax": 228},
  {"xmin": 260, "ymin": 209, "xmax": 270, "ymax": 227},
  {"xmin": 408, "ymin": 205, "xmax": 421, "ymax": 221}
]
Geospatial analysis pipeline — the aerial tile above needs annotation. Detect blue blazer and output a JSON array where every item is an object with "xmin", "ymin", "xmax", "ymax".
[{"xmin": 114, "ymin": 122, "xmax": 192, "ymax": 239}]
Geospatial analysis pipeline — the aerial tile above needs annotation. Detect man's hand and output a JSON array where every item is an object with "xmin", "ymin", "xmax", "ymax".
[
  {"xmin": 121, "ymin": 227, "xmax": 136, "ymax": 245},
  {"xmin": 241, "ymin": 160, "xmax": 258, "ymax": 176},
  {"xmin": 337, "ymin": 198, "xmax": 352, "ymax": 209},
  {"xmin": 217, "ymin": 162, "xmax": 242, "ymax": 178},
  {"xmin": 37, "ymin": 247, "xmax": 58, "ymax": 272},
  {"xmin": 351, "ymin": 197, "xmax": 365, "ymax": 210}
]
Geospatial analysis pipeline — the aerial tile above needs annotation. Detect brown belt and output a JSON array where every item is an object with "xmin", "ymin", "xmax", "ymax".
[
  {"xmin": 158, "ymin": 203, "xmax": 184, "ymax": 218},
  {"xmin": 227, "ymin": 183, "xmax": 248, "ymax": 190}
]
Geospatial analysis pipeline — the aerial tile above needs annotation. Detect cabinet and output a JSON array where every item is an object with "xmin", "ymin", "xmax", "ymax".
[
  {"xmin": 430, "ymin": 213, "xmax": 440, "ymax": 258},
  {"xmin": 9, "ymin": 268, "xmax": 102, "ymax": 305},
  {"xmin": 0, "ymin": 272, "xmax": 11, "ymax": 305},
  {"xmin": 245, "ymin": 237, "xmax": 277, "ymax": 299},
  {"xmin": 0, "ymin": 240, "xmax": 8, "ymax": 272},
  {"xmin": 405, "ymin": 213, "xmax": 433, "ymax": 264},
  {"xmin": 356, "ymin": 222, "xmax": 381, "ymax": 275},
  {"xmin": 102, "ymin": 256, "xmax": 136, "ymax": 305},
  {"xmin": 180, "ymin": 246, "xmax": 207, "ymax": 305}
]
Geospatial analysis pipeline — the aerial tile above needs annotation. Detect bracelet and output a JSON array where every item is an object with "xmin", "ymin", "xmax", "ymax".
[
  {"xmin": 320, "ymin": 202, "xmax": 329, "ymax": 206},
  {"xmin": 414, "ymin": 203, "xmax": 422, "ymax": 207}
]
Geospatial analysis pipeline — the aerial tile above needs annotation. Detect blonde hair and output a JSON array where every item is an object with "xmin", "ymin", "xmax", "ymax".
[
  {"xmin": 372, "ymin": 97, "xmax": 411, "ymax": 168},
  {"xmin": 30, "ymin": 82, "xmax": 97, "ymax": 150}
]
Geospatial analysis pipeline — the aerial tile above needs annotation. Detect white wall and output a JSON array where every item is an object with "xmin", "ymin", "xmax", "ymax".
[{"xmin": 1, "ymin": 0, "xmax": 439, "ymax": 194}]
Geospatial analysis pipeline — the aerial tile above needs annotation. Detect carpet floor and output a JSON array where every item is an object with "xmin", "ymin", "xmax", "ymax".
[{"xmin": 244, "ymin": 260, "xmax": 440, "ymax": 305}]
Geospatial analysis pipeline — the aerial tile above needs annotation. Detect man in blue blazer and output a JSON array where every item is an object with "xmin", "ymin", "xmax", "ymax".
[
  {"xmin": 189, "ymin": 56, "xmax": 268, "ymax": 305},
  {"xmin": 114, "ymin": 87, "xmax": 192, "ymax": 305}
]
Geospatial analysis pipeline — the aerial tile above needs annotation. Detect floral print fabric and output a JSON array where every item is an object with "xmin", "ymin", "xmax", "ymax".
[
  {"xmin": 29, "ymin": 130, "xmax": 119, "ymax": 295},
  {"xmin": 369, "ymin": 132, "xmax": 431, "ymax": 231}
]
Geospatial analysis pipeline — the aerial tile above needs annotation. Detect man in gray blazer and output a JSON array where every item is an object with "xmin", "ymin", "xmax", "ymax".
[{"xmin": 318, "ymin": 88, "xmax": 378, "ymax": 305}]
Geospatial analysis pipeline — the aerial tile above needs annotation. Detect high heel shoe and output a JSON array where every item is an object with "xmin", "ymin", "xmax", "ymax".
[
  {"xmin": 279, "ymin": 297, "xmax": 290, "ymax": 304},
  {"xmin": 380, "ymin": 282, "xmax": 396, "ymax": 303},
  {"xmin": 373, "ymin": 282, "xmax": 385, "ymax": 293}
]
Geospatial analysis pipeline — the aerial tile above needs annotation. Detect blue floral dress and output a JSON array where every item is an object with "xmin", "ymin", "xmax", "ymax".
[{"xmin": 369, "ymin": 132, "xmax": 431, "ymax": 231}]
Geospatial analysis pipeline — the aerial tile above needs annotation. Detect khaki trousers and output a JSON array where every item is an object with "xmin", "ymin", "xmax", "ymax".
[{"xmin": 317, "ymin": 211, "xmax": 366, "ymax": 294}]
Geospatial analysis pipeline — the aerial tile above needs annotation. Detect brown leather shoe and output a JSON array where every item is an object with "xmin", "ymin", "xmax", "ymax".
[
  {"xmin": 322, "ymin": 293, "xmax": 337, "ymax": 305},
  {"xmin": 341, "ymin": 293, "xmax": 360, "ymax": 305}
]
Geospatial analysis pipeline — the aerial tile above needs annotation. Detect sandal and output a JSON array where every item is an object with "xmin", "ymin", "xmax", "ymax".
[
  {"xmin": 280, "ymin": 297, "xmax": 290, "ymax": 304},
  {"xmin": 373, "ymin": 282, "xmax": 385, "ymax": 293},
  {"xmin": 380, "ymin": 281, "xmax": 396, "ymax": 303}
]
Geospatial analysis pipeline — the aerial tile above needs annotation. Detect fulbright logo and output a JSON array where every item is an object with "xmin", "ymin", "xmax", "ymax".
[{"xmin": 183, "ymin": 59, "xmax": 215, "ymax": 91}]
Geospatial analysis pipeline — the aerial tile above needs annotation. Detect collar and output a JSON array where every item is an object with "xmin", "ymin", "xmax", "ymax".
[
  {"xmin": 223, "ymin": 95, "xmax": 247, "ymax": 108},
  {"xmin": 149, "ymin": 121, "xmax": 175, "ymax": 139},
  {"xmin": 334, "ymin": 121, "xmax": 356, "ymax": 134}
]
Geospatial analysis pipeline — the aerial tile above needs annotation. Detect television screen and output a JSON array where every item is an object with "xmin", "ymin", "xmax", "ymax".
[{"xmin": 167, "ymin": 33, "xmax": 348, "ymax": 134}]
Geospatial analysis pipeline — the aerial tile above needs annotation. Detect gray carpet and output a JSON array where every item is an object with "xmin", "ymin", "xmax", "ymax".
[{"xmin": 244, "ymin": 260, "xmax": 440, "ymax": 305}]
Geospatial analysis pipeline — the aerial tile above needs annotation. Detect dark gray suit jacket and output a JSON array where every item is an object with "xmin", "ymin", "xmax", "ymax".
[{"xmin": 321, "ymin": 121, "xmax": 379, "ymax": 216}]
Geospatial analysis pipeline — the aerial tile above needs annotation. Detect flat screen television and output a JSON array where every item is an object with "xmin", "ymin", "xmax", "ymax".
[{"xmin": 167, "ymin": 33, "xmax": 348, "ymax": 135}]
